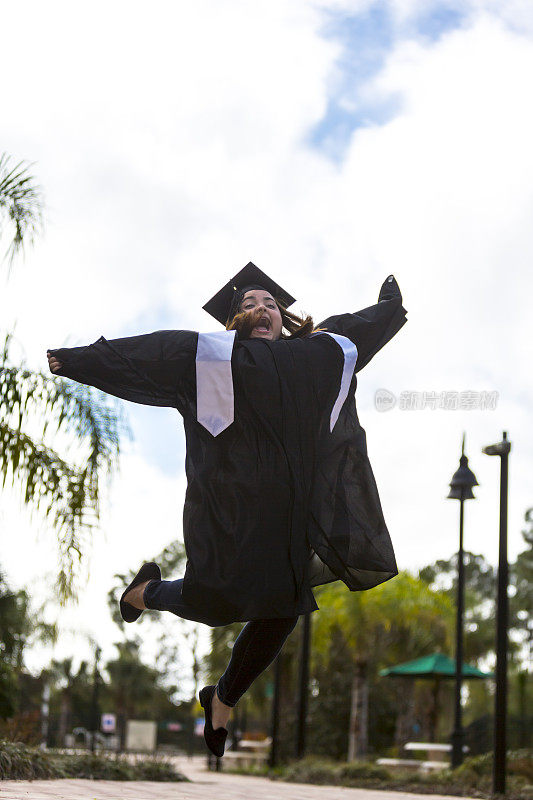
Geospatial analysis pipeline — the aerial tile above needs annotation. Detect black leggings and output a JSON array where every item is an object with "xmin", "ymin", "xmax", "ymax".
[{"xmin": 144, "ymin": 578, "xmax": 299, "ymax": 707}]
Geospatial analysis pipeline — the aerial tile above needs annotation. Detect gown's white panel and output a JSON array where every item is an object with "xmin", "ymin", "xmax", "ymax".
[
  {"xmin": 196, "ymin": 330, "xmax": 237, "ymax": 436},
  {"xmin": 310, "ymin": 331, "xmax": 358, "ymax": 431}
]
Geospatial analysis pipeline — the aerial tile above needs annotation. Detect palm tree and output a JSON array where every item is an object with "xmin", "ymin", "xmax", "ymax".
[
  {"xmin": 48, "ymin": 657, "xmax": 76, "ymax": 747},
  {"xmin": 312, "ymin": 571, "xmax": 455, "ymax": 760},
  {"xmin": 1, "ymin": 152, "xmax": 128, "ymax": 601}
]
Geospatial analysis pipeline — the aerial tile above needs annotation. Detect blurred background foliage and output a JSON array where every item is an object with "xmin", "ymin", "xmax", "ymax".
[{"xmin": 0, "ymin": 512, "xmax": 530, "ymax": 759}]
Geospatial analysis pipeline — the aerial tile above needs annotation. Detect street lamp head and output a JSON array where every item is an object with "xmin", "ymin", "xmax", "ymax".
[
  {"xmin": 482, "ymin": 432, "xmax": 511, "ymax": 457},
  {"xmin": 447, "ymin": 439, "xmax": 479, "ymax": 501},
  {"xmin": 447, "ymin": 483, "xmax": 476, "ymax": 501}
]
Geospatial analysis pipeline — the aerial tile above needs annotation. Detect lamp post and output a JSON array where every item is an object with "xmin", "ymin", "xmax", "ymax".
[
  {"xmin": 90, "ymin": 646, "xmax": 101, "ymax": 753},
  {"xmin": 482, "ymin": 431, "xmax": 511, "ymax": 796},
  {"xmin": 269, "ymin": 651, "xmax": 283, "ymax": 767},
  {"xmin": 296, "ymin": 612, "xmax": 312, "ymax": 758},
  {"xmin": 447, "ymin": 433, "xmax": 478, "ymax": 769},
  {"xmin": 40, "ymin": 680, "xmax": 50, "ymax": 750}
]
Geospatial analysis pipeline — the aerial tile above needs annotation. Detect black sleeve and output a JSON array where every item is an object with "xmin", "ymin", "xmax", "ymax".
[
  {"xmin": 315, "ymin": 275, "xmax": 408, "ymax": 373},
  {"xmin": 47, "ymin": 329, "xmax": 199, "ymax": 409}
]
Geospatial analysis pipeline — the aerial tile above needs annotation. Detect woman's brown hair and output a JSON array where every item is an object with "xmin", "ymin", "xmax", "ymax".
[{"xmin": 225, "ymin": 298, "xmax": 325, "ymax": 340}]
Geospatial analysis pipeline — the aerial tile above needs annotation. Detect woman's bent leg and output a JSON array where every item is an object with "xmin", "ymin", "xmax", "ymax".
[
  {"xmin": 143, "ymin": 578, "xmax": 227, "ymax": 627},
  {"xmin": 216, "ymin": 616, "xmax": 299, "ymax": 707},
  {"xmin": 144, "ymin": 580, "xmax": 299, "ymax": 706}
]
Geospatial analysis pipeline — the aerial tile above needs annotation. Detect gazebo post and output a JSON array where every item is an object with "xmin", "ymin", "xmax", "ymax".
[{"xmin": 429, "ymin": 677, "xmax": 440, "ymax": 742}]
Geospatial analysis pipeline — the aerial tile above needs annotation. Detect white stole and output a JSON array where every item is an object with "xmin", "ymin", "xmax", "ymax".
[
  {"xmin": 195, "ymin": 330, "xmax": 357, "ymax": 436},
  {"xmin": 310, "ymin": 331, "xmax": 358, "ymax": 431},
  {"xmin": 195, "ymin": 330, "xmax": 237, "ymax": 436}
]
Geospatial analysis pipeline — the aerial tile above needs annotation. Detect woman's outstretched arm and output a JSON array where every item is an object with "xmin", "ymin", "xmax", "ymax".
[
  {"xmin": 316, "ymin": 274, "xmax": 407, "ymax": 373},
  {"xmin": 47, "ymin": 329, "xmax": 199, "ymax": 410}
]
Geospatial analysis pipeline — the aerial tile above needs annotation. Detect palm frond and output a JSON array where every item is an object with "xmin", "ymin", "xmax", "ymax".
[
  {"xmin": 0, "ymin": 422, "xmax": 97, "ymax": 602},
  {"xmin": 1, "ymin": 334, "xmax": 131, "ymax": 489},
  {"xmin": 0, "ymin": 333, "xmax": 130, "ymax": 602},
  {"xmin": 0, "ymin": 152, "xmax": 44, "ymax": 267}
]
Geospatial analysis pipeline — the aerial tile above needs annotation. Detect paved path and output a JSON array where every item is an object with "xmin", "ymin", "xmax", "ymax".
[{"xmin": 0, "ymin": 755, "xmax": 474, "ymax": 800}]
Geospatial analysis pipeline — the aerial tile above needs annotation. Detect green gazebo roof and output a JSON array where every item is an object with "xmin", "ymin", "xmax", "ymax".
[{"xmin": 379, "ymin": 652, "xmax": 493, "ymax": 679}]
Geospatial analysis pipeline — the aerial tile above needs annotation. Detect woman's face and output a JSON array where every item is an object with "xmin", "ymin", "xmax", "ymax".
[{"xmin": 240, "ymin": 289, "xmax": 283, "ymax": 341}]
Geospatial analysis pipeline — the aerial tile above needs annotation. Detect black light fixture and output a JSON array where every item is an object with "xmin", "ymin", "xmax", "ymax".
[
  {"xmin": 447, "ymin": 436, "xmax": 479, "ymax": 500},
  {"xmin": 482, "ymin": 431, "xmax": 511, "ymax": 796},
  {"xmin": 295, "ymin": 613, "xmax": 312, "ymax": 758},
  {"xmin": 447, "ymin": 433, "xmax": 478, "ymax": 769},
  {"xmin": 269, "ymin": 652, "xmax": 283, "ymax": 767},
  {"xmin": 90, "ymin": 645, "xmax": 101, "ymax": 753}
]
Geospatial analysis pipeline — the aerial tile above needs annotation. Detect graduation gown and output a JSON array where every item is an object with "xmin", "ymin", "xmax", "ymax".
[{"xmin": 48, "ymin": 275, "xmax": 407, "ymax": 625}]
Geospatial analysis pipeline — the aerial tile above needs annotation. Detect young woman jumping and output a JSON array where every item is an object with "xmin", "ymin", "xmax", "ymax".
[{"xmin": 47, "ymin": 262, "xmax": 407, "ymax": 757}]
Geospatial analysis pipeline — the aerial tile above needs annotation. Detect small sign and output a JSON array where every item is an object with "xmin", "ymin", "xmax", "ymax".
[
  {"xmin": 194, "ymin": 716, "xmax": 204, "ymax": 736},
  {"xmin": 101, "ymin": 713, "xmax": 116, "ymax": 733},
  {"xmin": 126, "ymin": 720, "xmax": 157, "ymax": 752},
  {"xmin": 167, "ymin": 722, "xmax": 182, "ymax": 732}
]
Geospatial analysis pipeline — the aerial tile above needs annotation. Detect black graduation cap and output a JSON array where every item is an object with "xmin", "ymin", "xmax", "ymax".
[{"xmin": 203, "ymin": 262, "xmax": 296, "ymax": 326}]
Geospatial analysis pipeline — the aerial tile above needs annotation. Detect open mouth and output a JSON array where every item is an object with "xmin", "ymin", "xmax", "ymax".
[{"xmin": 253, "ymin": 316, "xmax": 271, "ymax": 334}]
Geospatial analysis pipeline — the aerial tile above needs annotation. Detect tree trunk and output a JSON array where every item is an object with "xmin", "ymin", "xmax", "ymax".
[
  {"xmin": 394, "ymin": 680, "xmax": 416, "ymax": 752},
  {"xmin": 347, "ymin": 660, "xmax": 368, "ymax": 761},
  {"xmin": 190, "ymin": 628, "xmax": 201, "ymax": 702},
  {"xmin": 57, "ymin": 692, "xmax": 70, "ymax": 747}
]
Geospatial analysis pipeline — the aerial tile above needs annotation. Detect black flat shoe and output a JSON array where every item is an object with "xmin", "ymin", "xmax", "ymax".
[
  {"xmin": 119, "ymin": 562, "xmax": 161, "ymax": 623},
  {"xmin": 199, "ymin": 684, "xmax": 228, "ymax": 758}
]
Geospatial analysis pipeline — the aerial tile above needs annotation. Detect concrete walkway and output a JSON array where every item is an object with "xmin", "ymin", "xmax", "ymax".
[{"xmin": 0, "ymin": 755, "xmax": 474, "ymax": 800}]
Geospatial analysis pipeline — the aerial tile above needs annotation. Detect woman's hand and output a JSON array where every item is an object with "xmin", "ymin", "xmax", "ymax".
[{"xmin": 47, "ymin": 351, "xmax": 63, "ymax": 373}]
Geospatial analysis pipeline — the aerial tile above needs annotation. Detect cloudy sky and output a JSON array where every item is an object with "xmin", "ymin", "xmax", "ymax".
[{"xmin": 2, "ymin": 0, "xmax": 532, "ymax": 689}]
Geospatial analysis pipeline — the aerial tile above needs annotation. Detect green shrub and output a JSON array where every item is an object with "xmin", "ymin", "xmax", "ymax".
[
  {"xmin": 509, "ymin": 751, "xmax": 533, "ymax": 783},
  {"xmin": 452, "ymin": 750, "xmax": 533, "ymax": 783},
  {"xmin": 224, "ymin": 749, "xmax": 533, "ymax": 800},
  {"xmin": 0, "ymin": 741, "xmax": 58, "ymax": 780},
  {"xmin": 337, "ymin": 760, "xmax": 391, "ymax": 781},
  {"xmin": 283, "ymin": 756, "xmax": 341, "ymax": 785},
  {"xmin": 57, "ymin": 753, "xmax": 136, "ymax": 780},
  {"xmin": 130, "ymin": 757, "xmax": 185, "ymax": 782},
  {"xmin": 55, "ymin": 752, "xmax": 189, "ymax": 782},
  {"xmin": 0, "ymin": 740, "xmax": 189, "ymax": 782},
  {"xmin": 224, "ymin": 761, "xmax": 272, "ymax": 777}
]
